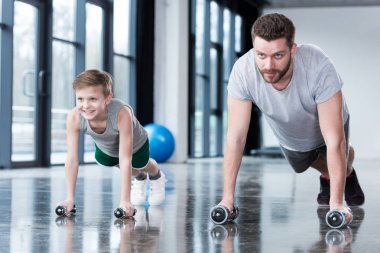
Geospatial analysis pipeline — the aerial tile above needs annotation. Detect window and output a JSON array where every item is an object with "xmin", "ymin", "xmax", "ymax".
[
  {"xmin": 51, "ymin": 0, "xmax": 76, "ymax": 164},
  {"xmin": 190, "ymin": 0, "xmax": 243, "ymax": 157},
  {"xmin": 113, "ymin": 0, "xmax": 136, "ymax": 106}
]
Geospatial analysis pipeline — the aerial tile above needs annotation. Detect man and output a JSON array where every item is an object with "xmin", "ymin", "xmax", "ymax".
[{"xmin": 219, "ymin": 13, "xmax": 364, "ymax": 221}]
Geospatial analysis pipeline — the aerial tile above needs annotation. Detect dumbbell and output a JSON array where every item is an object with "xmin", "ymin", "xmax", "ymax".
[
  {"xmin": 114, "ymin": 207, "xmax": 137, "ymax": 219},
  {"xmin": 210, "ymin": 205, "xmax": 239, "ymax": 225},
  {"xmin": 55, "ymin": 205, "xmax": 76, "ymax": 217},
  {"xmin": 325, "ymin": 208, "xmax": 352, "ymax": 229}
]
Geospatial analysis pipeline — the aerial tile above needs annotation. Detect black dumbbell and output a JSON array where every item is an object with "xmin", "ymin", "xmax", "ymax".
[
  {"xmin": 114, "ymin": 207, "xmax": 137, "ymax": 219},
  {"xmin": 325, "ymin": 208, "xmax": 352, "ymax": 229},
  {"xmin": 210, "ymin": 205, "xmax": 239, "ymax": 225},
  {"xmin": 55, "ymin": 205, "xmax": 76, "ymax": 217}
]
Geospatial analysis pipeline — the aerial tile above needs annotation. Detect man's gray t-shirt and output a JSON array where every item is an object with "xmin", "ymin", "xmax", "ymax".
[
  {"xmin": 227, "ymin": 44, "xmax": 349, "ymax": 152},
  {"xmin": 79, "ymin": 98, "xmax": 148, "ymax": 157}
]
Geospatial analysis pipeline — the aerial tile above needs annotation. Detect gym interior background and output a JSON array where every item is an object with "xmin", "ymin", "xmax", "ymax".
[{"xmin": 0, "ymin": 0, "xmax": 379, "ymax": 169}]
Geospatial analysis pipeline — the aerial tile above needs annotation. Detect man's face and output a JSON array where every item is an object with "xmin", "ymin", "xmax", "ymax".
[{"xmin": 253, "ymin": 36, "xmax": 295, "ymax": 84}]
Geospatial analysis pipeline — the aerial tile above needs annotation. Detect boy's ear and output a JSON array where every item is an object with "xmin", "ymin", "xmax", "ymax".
[{"xmin": 106, "ymin": 93, "xmax": 113, "ymax": 104}]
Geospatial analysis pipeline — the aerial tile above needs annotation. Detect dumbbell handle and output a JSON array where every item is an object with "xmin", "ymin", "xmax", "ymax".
[
  {"xmin": 55, "ymin": 205, "xmax": 76, "ymax": 217},
  {"xmin": 114, "ymin": 207, "xmax": 137, "ymax": 219},
  {"xmin": 325, "ymin": 208, "xmax": 353, "ymax": 228},
  {"xmin": 210, "ymin": 205, "xmax": 239, "ymax": 225}
]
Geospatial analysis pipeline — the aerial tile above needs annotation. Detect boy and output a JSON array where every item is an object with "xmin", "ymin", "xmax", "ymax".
[{"xmin": 58, "ymin": 69, "xmax": 165, "ymax": 217}]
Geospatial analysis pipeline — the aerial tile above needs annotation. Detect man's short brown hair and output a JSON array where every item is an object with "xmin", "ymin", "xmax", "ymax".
[{"xmin": 251, "ymin": 13, "xmax": 296, "ymax": 48}]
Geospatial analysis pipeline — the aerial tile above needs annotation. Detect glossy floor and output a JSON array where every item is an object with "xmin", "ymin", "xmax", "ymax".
[{"xmin": 0, "ymin": 157, "xmax": 379, "ymax": 253}]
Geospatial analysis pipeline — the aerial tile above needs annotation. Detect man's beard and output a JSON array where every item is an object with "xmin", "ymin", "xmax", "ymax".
[{"xmin": 260, "ymin": 56, "xmax": 292, "ymax": 84}]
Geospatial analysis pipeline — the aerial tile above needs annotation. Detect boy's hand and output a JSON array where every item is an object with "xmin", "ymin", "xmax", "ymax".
[
  {"xmin": 119, "ymin": 201, "xmax": 136, "ymax": 217},
  {"xmin": 58, "ymin": 199, "xmax": 75, "ymax": 215}
]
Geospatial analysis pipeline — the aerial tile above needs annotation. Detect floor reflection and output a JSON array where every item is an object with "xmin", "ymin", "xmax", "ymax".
[
  {"xmin": 0, "ymin": 158, "xmax": 379, "ymax": 252},
  {"xmin": 210, "ymin": 223, "xmax": 240, "ymax": 253},
  {"xmin": 308, "ymin": 207, "xmax": 365, "ymax": 253}
]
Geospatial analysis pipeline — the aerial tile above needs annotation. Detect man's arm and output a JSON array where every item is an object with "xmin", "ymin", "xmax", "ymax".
[
  {"xmin": 63, "ymin": 109, "xmax": 80, "ymax": 212},
  {"xmin": 220, "ymin": 95, "xmax": 252, "ymax": 210},
  {"xmin": 117, "ymin": 106, "xmax": 135, "ymax": 216},
  {"xmin": 317, "ymin": 90, "xmax": 347, "ymax": 210}
]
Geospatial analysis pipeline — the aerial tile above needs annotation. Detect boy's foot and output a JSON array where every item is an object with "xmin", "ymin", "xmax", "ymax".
[
  {"xmin": 345, "ymin": 169, "xmax": 365, "ymax": 206},
  {"xmin": 148, "ymin": 171, "xmax": 166, "ymax": 205},
  {"xmin": 317, "ymin": 176, "xmax": 330, "ymax": 206},
  {"xmin": 131, "ymin": 178, "xmax": 148, "ymax": 205}
]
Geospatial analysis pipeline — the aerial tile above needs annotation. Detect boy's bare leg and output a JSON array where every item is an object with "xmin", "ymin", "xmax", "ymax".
[{"xmin": 143, "ymin": 158, "xmax": 160, "ymax": 177}]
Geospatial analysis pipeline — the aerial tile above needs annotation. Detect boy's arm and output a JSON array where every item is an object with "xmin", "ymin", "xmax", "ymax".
[
  {"xmin": 63, "ymin": 108, "xmax": 80, "ymax": 211},
  {"xmin": 219, "ymin": 95, "xmax": 252, "ymax": 210},
  {"xmin": 117, "ymin": 106, "xmax": 135, "ymax": 215}
]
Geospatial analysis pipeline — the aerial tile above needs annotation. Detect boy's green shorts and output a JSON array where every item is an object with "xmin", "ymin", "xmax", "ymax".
[{"xmin": 94, "ymin": 140, "xmax": 150, "ymax": 169}]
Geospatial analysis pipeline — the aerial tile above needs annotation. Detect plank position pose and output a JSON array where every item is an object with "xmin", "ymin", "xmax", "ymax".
[
  {"xmin": 58, "ymin": 69, "xmax": 165, "ymax": 217},
  {"xmin": 217, "ymin": 13, "xmax": 364, "ymax": 223}
]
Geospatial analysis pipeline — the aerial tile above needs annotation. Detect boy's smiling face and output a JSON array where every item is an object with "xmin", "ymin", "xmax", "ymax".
[{"xmin": 75, "ymin": 85, "xmax": 112, "ymax": 121}]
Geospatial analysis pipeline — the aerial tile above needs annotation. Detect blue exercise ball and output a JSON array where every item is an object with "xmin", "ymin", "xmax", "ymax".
[{"xmin": 144, "ymin": 123, "xmax": 175, "ymax": 163}]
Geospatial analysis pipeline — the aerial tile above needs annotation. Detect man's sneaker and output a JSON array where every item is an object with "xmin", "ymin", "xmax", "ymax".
[
  {"xmin": 317, "ymin": 176, "xmax": 330, "ymax": 206},
  {"xmin": 131, "ymin": 178, "xmax": 148, "ymax": 205},
  {"xmin": 148, "ymin": 172, "xmax": 166, "ymax": 205},
  {"xmin": 345, "ymin": 169, "xmax": 365, "ymax": 206}
]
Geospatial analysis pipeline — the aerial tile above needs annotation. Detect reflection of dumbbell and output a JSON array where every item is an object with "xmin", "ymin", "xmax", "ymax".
[
  {"xmin": 55, "ymin": 216, "xmax": 76, "ymax": 226},
  {"xmin": 114, "ymin": 218, "xmax": 135, "ymax": 229},
  {"xmin": 55, "ymin": 205, "xmax": 76, "ymax": 217},
  {"xmin": 325, "ymin": 228, "xmax": 352, "ymax": 246},
  {"xmin": 210, "ymin": 205, "xmax": 239, "ymax": 225},
  {"xmin": 114, "ymin": 207, "xmax": 137, "ymax": 219},
  {"xmin": 325, "ymin": 208, "xmax": 352, "ymax": 229},
  {"xmin": 210, "ymin": 224, "xmax": 239, "ymax": 244}
]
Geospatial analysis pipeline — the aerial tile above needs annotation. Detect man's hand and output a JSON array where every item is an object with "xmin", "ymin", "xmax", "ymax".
[
  {"xmin": 329, "ymin": 203, "xmax": 353, "ymax": 224},
  {"xmin": 218, "ymin": 198, "xmax": 235, "ymax": 214}
]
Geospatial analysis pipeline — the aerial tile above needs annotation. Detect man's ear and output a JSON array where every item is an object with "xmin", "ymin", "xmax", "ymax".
[{"xmin": 291, "ymin": 42, "xmax": 297, "ymax": 55}]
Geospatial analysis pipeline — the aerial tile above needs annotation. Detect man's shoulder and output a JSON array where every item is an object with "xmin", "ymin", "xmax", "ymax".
[
  {"xmin": 236, "ymin": 48, "xmax": 254, "ymax": 63},
  {"xmin": 231, "ymin": 49, "xmax": 256, "ymax": 75},
  {"xmin": 297, "ymin": 44, "xmax": 328, "ymax": 58},
  {"xmin": 296, "ymin": 44, "xmax": 330, "ymax": 69}
]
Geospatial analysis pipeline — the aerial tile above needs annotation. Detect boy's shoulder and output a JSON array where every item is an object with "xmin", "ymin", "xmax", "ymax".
[{"xmin": 66, "ymin": 107, "xmax": 81, "ymax": 130}]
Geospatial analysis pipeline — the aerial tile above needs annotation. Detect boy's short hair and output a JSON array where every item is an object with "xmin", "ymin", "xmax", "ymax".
[
  {"xmin": 251, "ymin": 13, "xmax": 295, "ymax": 48},
  {"xmin": 73, "ymin": 69, "xmax": 113, "ymax": 96}
]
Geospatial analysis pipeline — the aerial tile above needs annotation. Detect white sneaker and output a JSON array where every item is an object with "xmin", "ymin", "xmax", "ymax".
[
  {"xmin": 131, "ymin": 178, "xmax": 147, "ymax": 205},
  {"xmin": 148, "ymin": 172, "xmax": 166, "ymax": 205}
]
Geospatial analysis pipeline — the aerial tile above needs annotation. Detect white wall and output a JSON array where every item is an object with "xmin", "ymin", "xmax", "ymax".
[
  {"xmin": 154, "ymin": 0, "xmax": 189, "ymax": 162},
  {"xmin": 262, "ymin": 7, "xmax": 380, "ymax": 159}
]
